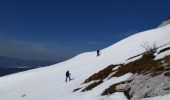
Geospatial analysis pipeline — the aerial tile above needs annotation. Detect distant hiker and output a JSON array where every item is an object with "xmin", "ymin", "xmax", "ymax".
[
  {"xmin": 66, "ymin": 70, "xmax": 71, "ymax": 82},
  {"xmin": 97, "ymin": 50, "xmax": 100, "ymax": 56}
]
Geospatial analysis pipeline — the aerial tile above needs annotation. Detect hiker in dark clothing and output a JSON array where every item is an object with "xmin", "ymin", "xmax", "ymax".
[
  {"xmin": 97, "ymin": 50, "xmax": 100, "ymax": 56},
  {"xmin": 66, "ymin": 70, "xmax": 71, "ymax": 82}
]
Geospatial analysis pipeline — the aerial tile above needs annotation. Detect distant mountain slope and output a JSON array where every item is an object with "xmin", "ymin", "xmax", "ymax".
[
  {"xmin": 0, "ymin": 56, "xmax": 56, "ymax": 68},
  {"xmin": 0, "ymin": 67, "xmax": 32, "ymax": 77},
  {"xmin": 0, "ymin": 56, "xmax": 57, "ymax": 76}
]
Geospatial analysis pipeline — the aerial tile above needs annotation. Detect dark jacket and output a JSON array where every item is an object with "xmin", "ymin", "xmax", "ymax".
[{"xmin": 66, "ymin": 71, "xmax": 70, "ymax": 77}]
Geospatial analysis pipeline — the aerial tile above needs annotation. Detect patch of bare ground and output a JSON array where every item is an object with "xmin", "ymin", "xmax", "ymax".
[
  {"xmin": 84, "ymin": 65, "xmax": 118, "ymax": 83},
  {"xmin": 126, "ymin": 54, "xmax": 141, "ymax": 61},
  {"xmin": 158, "ymin": 47, "xmax": 170, "ymax": 54},
  {"xmin": 73, "ymin": 88, "xmax": 82, "ymax": 92},
  {"xmin": 80, "ymin": 65, "xmax": 118, "ymax": 92},
  {"xmin": 163, "ymin": 55, "xmax": 170, "ymax": 64},
  {"xmin": 112, "ymin": 51, "xmax": 161, "ymax": 77},
  {"xmin": 82, "ymin": 80, "xmax": 103, "ymax": 92},
  {"xmin": 101, "ymin": 80, "xmax": 131, "ymax": 99},
  {"xmin": 163, "ymin": 55, "xmax": 170, "ymax": 77}
]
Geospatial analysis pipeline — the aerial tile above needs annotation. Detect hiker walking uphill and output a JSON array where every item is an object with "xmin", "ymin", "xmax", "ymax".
[
  {"xmin": 97, "ymin": 50, "xmax": 100, "ymax": 56},
  {"xmin": 65, "ymin": 70, "xmax": 71, "ymax": 82}
]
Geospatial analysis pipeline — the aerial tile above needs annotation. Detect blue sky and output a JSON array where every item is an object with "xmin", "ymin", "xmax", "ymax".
[{"xmin": 0, "ymin": 0, "xmax": 170, "ymax": 61}]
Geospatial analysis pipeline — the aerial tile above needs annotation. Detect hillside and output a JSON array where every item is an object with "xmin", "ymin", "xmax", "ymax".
[{"xmin": 0, "ymin": 24, "xmax": 170, "ymax": 100}]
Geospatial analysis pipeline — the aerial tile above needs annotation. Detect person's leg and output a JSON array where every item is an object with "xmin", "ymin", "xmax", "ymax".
[
  {"xmin": 66, "ymin": 76, "xmax": 68, "ymax": 82},
  {"xmin": 69, "ymin": 76, "xmax": 71, "ymax": 81}
]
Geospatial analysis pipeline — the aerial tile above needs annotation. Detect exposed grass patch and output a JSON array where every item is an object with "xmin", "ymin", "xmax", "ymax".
[
  {"xmin": 112, "ymin": 52, "xmax": 161, "ymax": 77},
  {"xmin": 101, "ymin": 80, "xmax": 131, "ymax": 99},
  {"xmin": 73, "ymin": 88, "xmax": 82, "ymax": 92},
  {"xmin": 82, "ymin": 80, "xmax": 103, "ymax": 92},
  {"xmin": 158, "ymin": 47, "xmax": 170, "ymax": 54},
  {"xmin": 126, "ymin": 54, "xmax": 141, "ymax": 61},
  {"xmin": 101, "ymin": 83, "xmax": 116, "ymax": 95},
  {"xmin": 163, "ymin": 55, "xmax": 170, "ymax": 64},
  {"xmin": 76, "ymin": 65, "xmax": 118, "ymax": 92},
  {"xmin": 84, "ymin": 65, "xmax": 117, "ymax": 83}
]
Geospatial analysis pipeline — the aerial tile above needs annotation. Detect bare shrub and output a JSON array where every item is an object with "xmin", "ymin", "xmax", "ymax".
[{"xmin": 140, "ymin": 42, "xmax": 158, "ymax": 54}]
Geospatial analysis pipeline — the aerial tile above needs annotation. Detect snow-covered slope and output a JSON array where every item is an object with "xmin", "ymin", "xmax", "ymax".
[
  {"xmin": 159, "ymin": 17, "xmax": 170, "ymax": 28},
  {"xmin": 0, "ymin": 25, "xmax": 170, "ymax": 100}
]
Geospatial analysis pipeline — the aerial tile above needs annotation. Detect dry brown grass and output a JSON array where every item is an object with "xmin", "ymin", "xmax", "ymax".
[
  {"xmin": 163, "ymin": 55, "xmax": 170, "ymax": 64},
  {"xmin": 101, "ymin": 81, "xmax": 131, "ymax": 99},
  {"xmin": 82, "ymin": 80, "xmax": 103, "ymax": 92},
  {"xmin": 112, "ymin": 52, "xmax": 161, "ymax": 77},
  {"xmin": 101, "ymin": 83, "xmax": 116, "ymax": 95},
  {"xmin": 84, "ymin": 65, "xmax": 117, "ymax": 83},
  {"xmin": 126, "ymin": 54, "xmax": 141, "ymax": 61},
  {"xmin": 81, "ymin": 65, "xmax": 118, "ymax": 92},
  {"xmin": 73, "ymin": 88, "xmax": 82, "ymax": 92},
  {"xmin": 158, "ymin": 47, "xmax": 170, "ymax": 54}
]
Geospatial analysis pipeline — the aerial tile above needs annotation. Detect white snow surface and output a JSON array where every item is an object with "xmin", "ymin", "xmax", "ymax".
[{"xmin": 0, "ymin": 25, "xmax": 170, "ymax": 100}]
